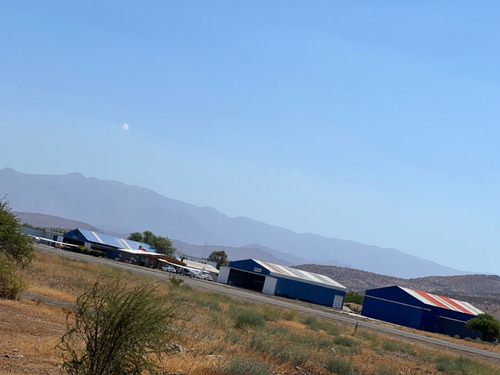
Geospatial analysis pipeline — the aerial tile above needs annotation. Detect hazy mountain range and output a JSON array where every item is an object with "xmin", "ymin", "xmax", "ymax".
[{"xmin": 1, "ymin": 167, "xmax": 469, "ymax": 278}]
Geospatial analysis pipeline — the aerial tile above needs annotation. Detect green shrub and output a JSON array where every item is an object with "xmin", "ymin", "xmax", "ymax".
[
  {"xmin": 357, "ymin": 330, "xmax": 379, "ymax": 346},
  {"xmin": 381, "ymin": 340, "xmax": 413, "ymax": 355},
  {"xmin": 251, "ymin": 327, "xmax": 318, "ymax": 360},
  {"xmin": 249, "ymin": 334, "xmax": 272, "ymax": 354},
  {"xmin": 303, "ymin": 315, "xmax": 321, "ymax": 330},
  {"xmin": 261, "ymin": 307, "xmax": 281, "ymax": 322},
  {"xmin": 323, "ymin": 356, "xmax": 352, "ymax": 375},
  {"xmin": 317, "ymin": 337, "xmax": 336, "ymax": 350},
  {"xmin": 375, "ymin": 367, "xmax": 398, "ymax": 375},
  {"xmin": 283, "ymin": 308, "xmax": 298, "ymax": 321},
  {"xmin": 345, "ymin": 290, "xmax": 364, "ymax": 304},
  {"xmin": 248, "ymin": 330, "xmax": 309, "ymax": 368},
  {"xmin": 334, "ymin": 335, "xmax": 358, "ymax": 348},
  {"xmin": 195, "ymin": 298, "xmax": 221, "ymax": 311},
  {"xmin": 267, "ymin": 326, "xmax": 291, "ymax": 339},
  {"xmin": 433, "ymin": 355, "xmax": 499, "ymax": 375},
  {"xmin": 333, "ymin": 335, "xmax": 360, "ymax": 355},
  {"xmin": 168, "ymin": 274, "xmax": 184, "ymax": 287},
  {"xmin": 466, "ymin": 314, "xmax": 500, "ymax": 342},
  {"xmin": 0, "ymin": 255, "xmax": 27, "ymax": 299},
  {"xmin": 434, "ymin": 355, "xmax": 461, "ymax": 373},
  {"xmin": 288, "ymin": 332, "xmax": 318, "ymax": 348},
  {"xmin": 231, "ymin": 307, "xmax": 266, "ymax": 329},
  {"xmin": 221, "ymin": 356, "xmax": 269, "ymax": 375},
  {"xmin": 269, "ymin": 345, "xmax": 308, "ymax": 366},
  {"xmin": 0, "ymin": 199, "xmax": 34, "ymax": 300},
  {"xmin": 301, "ymin": 315, "xmax": 339, "ymax": 335},
  {"xmin": 89, "ymin": 249, "xmax": 106, "ymax": 257},
  {"xmin": 58, "ymin": 276, "xmax": 182, "ymax": 375},
  {"xmin": 209, "ymin": 310, "xmax": 231, "ymax": 330},
  {"xmin": 180, "ymin": 284, "xmax": 192, "ymax": 292},
  {"xmin": 0, "ymin": 199, "xmax": 35, "ymax": 268}
]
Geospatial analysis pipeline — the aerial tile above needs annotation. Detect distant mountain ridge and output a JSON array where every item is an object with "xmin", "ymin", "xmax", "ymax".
[
  {"xmin": 14, "ymin": 212, "xmax": 101, "ymax": 233},
  {"xmin": 0, "ymin": 167, "xmax": 467, "ymax": 278}
]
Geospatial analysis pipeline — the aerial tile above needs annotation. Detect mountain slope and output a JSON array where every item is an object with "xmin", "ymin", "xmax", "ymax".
[
  {"xmin": 13, "ymin": 211, "xmax": 101, "ymax": 233},
  {"xmin": 0, "ymin": 167, "xmax": 465, "ymax": 278}
]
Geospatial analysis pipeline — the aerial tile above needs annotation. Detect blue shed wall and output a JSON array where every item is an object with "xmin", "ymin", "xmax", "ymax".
[
  {"xmin": 274, "ymin": 277, "xmax": 344, "ymax": 307},
  {"xmin": 362, "ymin": 295, "xmax": 426, "ymax": 329},
  {"xmin": 431, "ymin": 306, "xmax": 478, "ymax": 337},
  {"xmin": 435, "ymin": 316, "xmax": 481, "ymax": 339},
  {"xmin": 433, "ymin": 306, "xmax": 476, "ymax": 323},
  {"xmin": 365, "ymin": 286, "xmax": 427, "ymax": 308},
  {"xmin": 420, "ymin": 309, "xmax": 439, "ymax": 332}
]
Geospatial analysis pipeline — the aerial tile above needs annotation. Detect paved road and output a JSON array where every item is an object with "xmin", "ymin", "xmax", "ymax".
[{"xmin": 34, "ymin": 244, "xmax": 500, "ymax": 363}]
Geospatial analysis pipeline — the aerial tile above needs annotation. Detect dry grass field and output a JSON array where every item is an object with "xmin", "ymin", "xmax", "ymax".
[{"xmin": 1, "ymin": 249, "xmax": 500, "ymax": 374}]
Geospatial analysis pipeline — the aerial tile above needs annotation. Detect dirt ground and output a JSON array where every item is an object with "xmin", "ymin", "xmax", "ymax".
[{"xmin": 0, "ymin": 298, "xmax": 69, "ymax": 374}]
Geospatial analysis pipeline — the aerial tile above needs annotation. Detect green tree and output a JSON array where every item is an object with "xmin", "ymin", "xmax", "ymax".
[
  {"xmin": 466, "ymin": 313, "xmax": 500, "ymax": 342},
  {"xmin": 345, "ymin": 291, "xmax": 364, "ymax": 305},
  {"xmin": 142, "ymin": 230, "xmax": 155, "ymax": 245},
  {"xmin": 0, "ymin": 198, "xmax": 35, "ymax": 268},
  {"xmin": 207, "ymin": 250, "xmax": 228, "ymax": 269},
  {"xmin": 0, "ymin": 198, "xmax": 34, "ymax": 299},
  {"xmin": 127, "ymin": 232, "xmax": 143, "ymax": 242},
  {"xmin": 128, "ymin": 231, "xmax": 176, "ymax": 257},
  {"xmin": 149, "ymin": 235, "xmax": 176, "ymax": 256},
  {"xmin": 58, "ymin": 276, "xmax": 182, "ymax": 375}
]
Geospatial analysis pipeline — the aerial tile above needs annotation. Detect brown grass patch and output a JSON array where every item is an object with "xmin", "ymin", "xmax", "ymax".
[{"xmin": 275, "ymin": 319, "xmax": 307, "ymax": 331}]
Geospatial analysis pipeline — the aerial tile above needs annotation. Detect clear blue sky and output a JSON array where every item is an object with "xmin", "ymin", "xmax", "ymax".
[{"xmin": 1, "ymin": 1, "xmax": 498, "ymax": 274}]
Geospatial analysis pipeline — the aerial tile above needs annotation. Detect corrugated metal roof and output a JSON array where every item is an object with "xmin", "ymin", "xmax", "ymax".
[
  {"xmin": 252, "ymin": 259, "xmax": 346, "ymax": 290},
  {"xmin": 399, "ymin": 286, "xmax": 483, "ymax": 316},
  {"xmin": 117, "ymin": 248, "xmax": 156, "ymax": 255},
  {"xmin": 76, "ymin": 228, "xmax": 153, "ymax": 252},
  {"xmin": 183, "ymin": 260, "xmax": 219, "ymax": 274}
]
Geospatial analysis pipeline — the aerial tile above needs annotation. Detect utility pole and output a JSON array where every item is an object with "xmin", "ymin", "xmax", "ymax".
[{"xmin": 202, "ymin": 241, "xmax": 207, "ymax": 259}]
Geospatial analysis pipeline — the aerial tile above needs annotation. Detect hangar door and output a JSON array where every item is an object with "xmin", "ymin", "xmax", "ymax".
[
  {"xmin": 262, "ymin": 277, "xmax": 277, "ymax": 295},
  {"xmin": 333, "ymin": 294, "xmax": 344, "ymax": 309},
  {"xmin": 227, "ymin": 269, "xmax": 266, "ymax": 292}
]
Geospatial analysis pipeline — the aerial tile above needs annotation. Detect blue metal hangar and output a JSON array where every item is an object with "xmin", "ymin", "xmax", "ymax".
[
  {"xmin": 63, "ymin": 228, "xmax": 188, "ymax": 270},
  {"xmin": 361, "ymin": 286, "xmax": 483, "ymax": 339},
  {"xmin": 64, "ymin": 228, "xmax": 153, "ymax": 258},
  {"xmin": 217, "ymin": 259, "xmax": 346, "ymax": 309}
]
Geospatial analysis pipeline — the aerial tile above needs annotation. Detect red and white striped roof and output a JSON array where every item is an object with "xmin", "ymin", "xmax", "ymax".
[
  {"xmin": 252, "ymin": 259, "xmax": 346, "ymax": 290},
  {"xmin": 399, "ymin": 286, "xmax": 483, "ymax": 316}
]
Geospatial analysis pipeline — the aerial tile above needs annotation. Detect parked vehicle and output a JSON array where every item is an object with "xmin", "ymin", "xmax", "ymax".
[
  {"xmin": 198, "ymin": 272, "xmax": 213, "ymax": 281},
  {"xmin": 161, "ymin": 265, "xmax": 176, "ymax": 273},
  {"xmin": 183, "ymin": 269, "xmax": 201, "ymax": 278}
]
